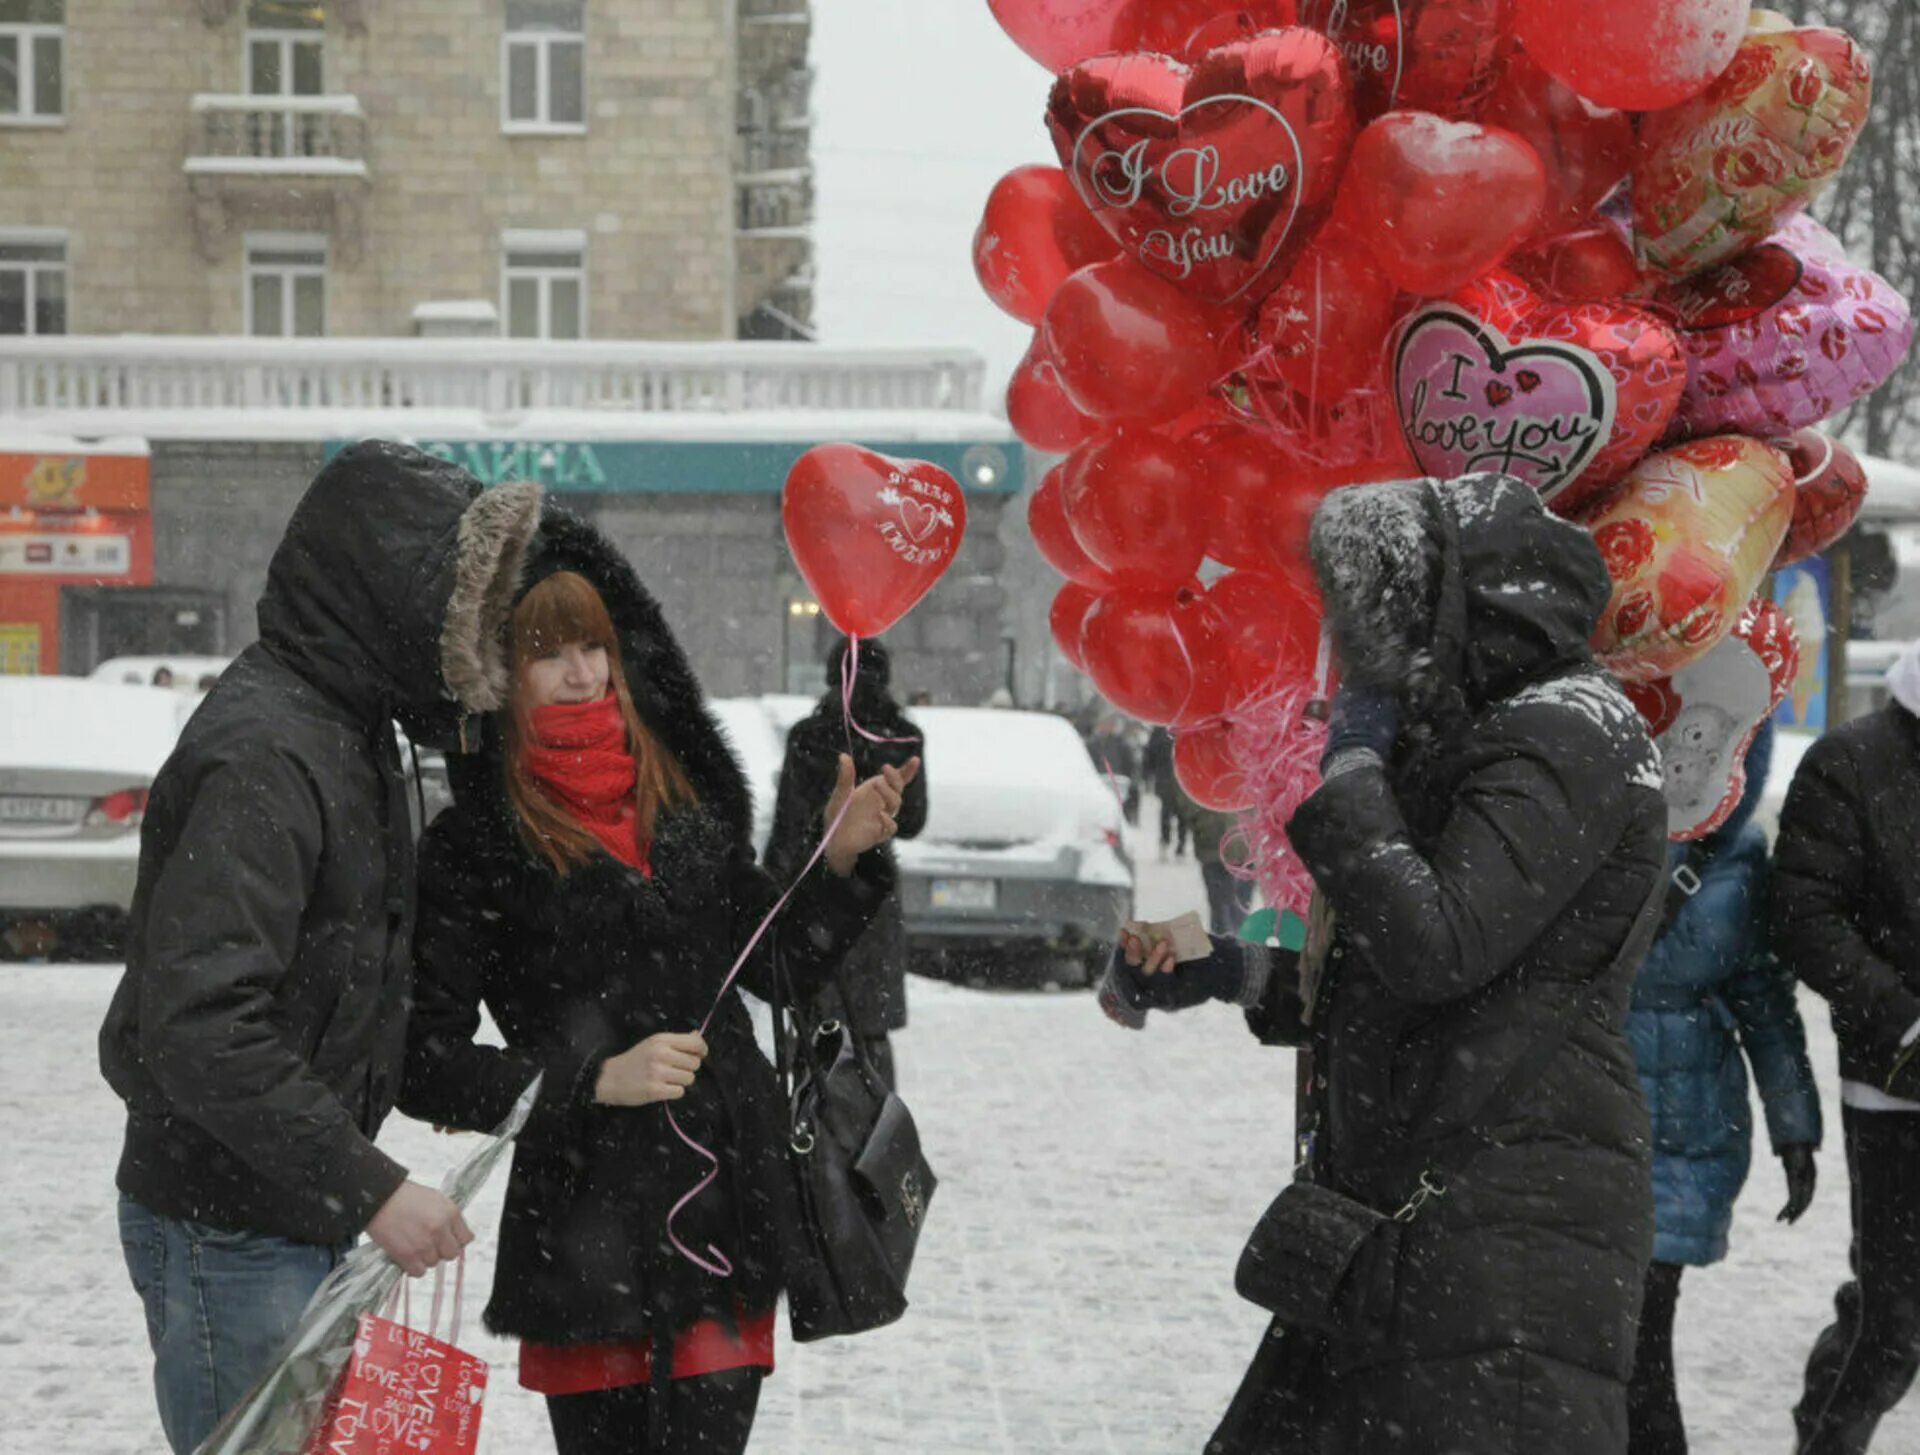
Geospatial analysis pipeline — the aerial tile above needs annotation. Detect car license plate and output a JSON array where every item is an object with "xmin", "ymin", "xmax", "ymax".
[
  {"xmin": 0, "ymin": 794, "xmax": 87, "ymax": 826},
  {"xmin": 930, "ymin": 877, "xmax": 996, "ymax": 911}
]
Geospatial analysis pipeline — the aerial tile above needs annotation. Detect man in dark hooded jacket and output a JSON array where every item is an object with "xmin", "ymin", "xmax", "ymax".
[
  {"xmin": 98, "ymin": 442, "xmax": 543, "ymax": 1454},
  {"xmin": 1109, "ymin": 474, "xmax": 1668, "ymax": 1453},
  {"xmin": 765, "ymin": 636, "xmax": 927, "ymax": 1087}
]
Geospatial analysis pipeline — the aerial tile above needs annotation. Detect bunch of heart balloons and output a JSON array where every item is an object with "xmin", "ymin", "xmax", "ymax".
[{"xmin": 978, "ymin": 0, "xmax": 1912, "ymax": 866}]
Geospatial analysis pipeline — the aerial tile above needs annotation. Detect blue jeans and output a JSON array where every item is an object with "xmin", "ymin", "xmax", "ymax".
[{"xmin": 117, "ymin": 1196, "xmax": 346, "ymax": 1454}]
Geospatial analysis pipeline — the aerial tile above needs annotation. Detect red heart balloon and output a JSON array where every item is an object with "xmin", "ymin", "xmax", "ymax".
[
  {"xmin": 1252, "ymin": 225, "xmax": 1400, "ymax": 401},
  {"xmin": 1295, "ymin": 0, "xmax": 1512, "ymax": 121},
  {"xmin": 1343, "ymin": 112, "xmax": 1546, "ymax": 297},
  {"xmin": 988, "ymin": 0, "xmax": 1302, "ymax": 76},
  {"xmin": 1062, "ymin": 424, "xmax": 1210, "ymax": 588},
  {"xmin": 1048, "ymin": 581, "xmax": 1103, "ymax": 670},
  {"xmin": 1509, "ymin": 225, "xmax": 1645, "ymax": 303},
  {"xmin": 1771, "ymin": 427, "xmax": 1868, "ymax": 568},
  {"xmin": 1028, "ymin": 461, "xmax": 1112, "ymax": 589},
  {"xmin": 1479, "ymin": 43, "xmax": 1636, "ymax": 245},
  {"xmin": 1174, "ymin": 721, "xmax": 1254, "ymax": 810},
  {"xmin": 973, "ymin": 165, "xmax": 1119, "ymax": 327},
  {"xmin": 783, "ymin": 445, "xmax": 968, "ymax": 638},
  {"xmin": 1081, "ymin": 585, "xmax": 1222, "ymax": 725},
  {"xmin": 1395, "ymin": 278, "xmax": 1685, "ymax": 515},
  {"xmin": 1007, "ymin": 337, "xmax": 1096, "ymax": 453},
  {"xmin": 1513, "ymin": 0, "xmax": 1751, "ymax": 111},
  {"xmin": 1042, "ymin": 259, "xmax": 1234, "ymax": 422},
  {"xmin": 1191, "ymin": 424, "xmax": 1296, "ymax": 575},
  {"xmin": 1185, "ymin": 568, "xmax": 1322, "ymax": 724},
  {"xmin": 1045, "ymin": 29, "xmax": 1357, "ymax": 306}
]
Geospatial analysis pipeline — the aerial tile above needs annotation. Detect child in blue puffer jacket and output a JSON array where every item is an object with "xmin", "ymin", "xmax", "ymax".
[{"xmin": 1626, "ymin": 722, "xmax": 1824, "ymax": 1454}]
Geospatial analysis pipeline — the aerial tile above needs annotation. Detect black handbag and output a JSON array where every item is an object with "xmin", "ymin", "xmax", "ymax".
[
  {"xmin": 772, "ymin": 957, "xmax": 937, "ymax": 1342},
  {"xmin": 1233, "ymin": 871, "xmax": 1668, "ymax": 1341}
]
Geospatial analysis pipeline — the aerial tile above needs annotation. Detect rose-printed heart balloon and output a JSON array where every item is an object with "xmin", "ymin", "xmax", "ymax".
[
  {"xmin": 1395, "ymin": 284, "xmax": 1684, "ymax": 514},
  {"xmin": 1583, "ymin": 435, "xmax": 1794, "ymax": 682},
  {"xmin": 1653, "ymin": 214, "xmax": 1914, "ymax": 442},
  {"xmin": 1622, "ymin": 596, "xmax": 1798, "ymax": 840},
  {"xmin": 1046, "ymin": 28, "xmax": 1357, "ymax": 305},
  {"xmin": 1633, "ymin": 18, "xmax": 1873, "ymax": 281},
  {"xmin": 1770, "ymin": 427, "xmax": 1869, "ymax": 569},
  {"xmin": 783, "ymin": 444, "xmax": 968, "ymax": 638}
]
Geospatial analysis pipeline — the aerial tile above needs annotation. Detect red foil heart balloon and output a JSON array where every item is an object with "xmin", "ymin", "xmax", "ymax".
[
  {"xmin": 1514, "ymin": 0, "xmax": 1752, "ymax": 111},
  {"xmin": 973, "ymin": 165, "xmax": 1119, "ymax": 326},
  {"xmin": 1295, "ymin": 0, "xmax": 1512, "ymax": 121},
  {"xmin": 1081, "ymin": 585, "xmax": 1224, "ymax": 725},
  {"xmin": 1770, "ymin": 427, "xmax": 1868, "ymax": 568},
  {"xmin": 783, "ymin": 445, "xmax": 968, "ymax": 638},
  {"xmin": 1028, "ymin": 460, "xmax": 1113, "ymax": 588},
  {"xmin": 1006, "ymin": 336, "xmax": 1096, "ymax": 453},
  {"xmin": 1479, "ymin": 43, "xmax": 1636, "ymax": 245},
  {"xmin": 1048, "ymin": 581, "xmax": 1103, "ymax": 670},
  {"xmin": 1045, "ymin": 28, "xmax": 1357, "ymax": 305},
  {"xmin": 989, "ymin": 0, "xmax": 1303, "ymax": 74},
  {"xmin": 1061, "ymin": 424, "xmax": 1210, "ymax": 588}
]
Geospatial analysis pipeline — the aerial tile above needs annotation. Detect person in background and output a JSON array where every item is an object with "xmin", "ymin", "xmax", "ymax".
[
  {"xmin": 1142, "ymin": 726, "xmax": 1190, "ymax": 862},
  {"xmin": 1776, "ymin": 639, "xmax": 1920, "ymax": 1455},
  {"xmin": 1188, "ymin": 796, "xmax": 1254, "ymax": 937},
  {"xmin": 196, "ymin": 673, "xmax": 219, "ymax": 693},
  {"xmin": 767, "ymin": 637, "xmax": 928, "ymax": 1089},
  {"xmin": 98, "ymin": 443, "xmax": 542, "ymax": 1453},
  {"xmin": 907, "ymin": 688, "xmax": 933, "ymax": 707},
  {"xmin": 400, "ymin": 528, "xmax": 910, "ymax": 1455},
  {"xmin": 1089, "ymin": 714, "xmax": 1141, "ymax": 826},
  {"xmin": 1624, "ymin": 721, "xmax": 1822, "ymax": 1454},
  {"xmin": 149, "ymin": 665, "xmax": 174, "ymax": 688},
  {"xmin": 1105, "ymin": 474, "xmax": 1667, "ymax": 1453}
]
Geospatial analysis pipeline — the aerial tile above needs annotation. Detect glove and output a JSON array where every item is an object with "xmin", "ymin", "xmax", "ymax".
[
  {"xmin": 1777, "ymin": 1144, "xmax": 1817, "ymax": 1224},
  {"xmin": 1097, "ymin": 933, "xmax": 1271, "ymax": 1028},
  {"xmin": 1321, "ymin": 685, "xmax": 1399, "ymax": 775}
]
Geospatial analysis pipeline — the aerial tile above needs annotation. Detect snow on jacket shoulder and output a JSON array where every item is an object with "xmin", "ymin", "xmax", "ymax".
[
  {"xmin": 1770, "ymin": 706, "xmax": 1920, "ymax": 1093},
  {"xmin": 98, "ymin": 443, "xmax": 541, "ymax": 1244}
]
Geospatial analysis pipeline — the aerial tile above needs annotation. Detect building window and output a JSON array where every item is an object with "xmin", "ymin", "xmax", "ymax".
[
  {"xmin": 246, "ymin": 1, "xmax": 325, "ymax": 156},
  {"xmin": 246, "ymin": 234, "xmax": 326, "ymax": 337},
  {"xmin": 502, "ymin": 232, "xmax": 584, "ymax": 339},
  {"xmin": 0, "ymin": 0, "xmax": 64, "ymax": 124},
  {"xmin": 502, "ymin": 0, "xmax": 584, "ymax": 133},
  {"xmin": 0, "ymin": 232, "xmax": 66, "ymax": 334}
]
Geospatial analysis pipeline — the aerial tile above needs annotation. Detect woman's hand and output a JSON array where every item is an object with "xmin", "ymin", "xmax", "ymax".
[
  {"xmin": 1119, "ymin": 925, "xmax": 1179, "ymax": 978},
  {"xmin": 594, "ymin": 1031, "xmax": 708, "ymax": 1106},
  {"xmin": 823, "ymin": 754, "xmax": 921, "ymax": 877}
]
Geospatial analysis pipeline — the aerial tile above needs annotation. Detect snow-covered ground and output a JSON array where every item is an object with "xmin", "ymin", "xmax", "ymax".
[{"xmin": 3, "ymin": 819, "xmax": 1915, "ymax": 1454}]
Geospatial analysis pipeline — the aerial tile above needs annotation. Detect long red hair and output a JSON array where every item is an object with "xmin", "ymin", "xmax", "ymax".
[{"xmin": 503, "ymin": 571, "xmax": 696, "ymax": 874}]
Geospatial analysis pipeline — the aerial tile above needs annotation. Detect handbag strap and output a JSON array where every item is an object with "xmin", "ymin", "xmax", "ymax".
[{"xmin": 1395, "ymin": 864, "xmax": 1669, "ymax": 1217}]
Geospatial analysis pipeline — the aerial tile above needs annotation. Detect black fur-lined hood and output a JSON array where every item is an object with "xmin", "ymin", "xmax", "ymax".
[
  {"xmin": 1308, "ymin": 472, "xmax": 1614, "ymax": 712},
  {"xmin": 447, "ymin": 503, "xmax": 753, "ymax": 847}
]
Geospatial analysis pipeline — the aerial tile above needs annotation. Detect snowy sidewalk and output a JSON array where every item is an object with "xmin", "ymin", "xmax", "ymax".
[{"xmin": 2, "ymin": 847, "xmax": 1912, "ymax": 1453}]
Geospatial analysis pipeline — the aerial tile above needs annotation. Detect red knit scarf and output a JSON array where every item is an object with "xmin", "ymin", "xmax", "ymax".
[{"xmin": 524, "ymin": 692, "xmax": 648, "ymax": 872}]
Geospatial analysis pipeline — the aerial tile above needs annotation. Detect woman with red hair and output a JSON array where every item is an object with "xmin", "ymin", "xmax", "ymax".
[{"xmin": 400, "ymin": 511, "xmax": 913, "ymax": 1454}]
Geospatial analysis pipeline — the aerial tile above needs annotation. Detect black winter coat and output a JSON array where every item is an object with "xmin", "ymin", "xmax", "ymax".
[
  {"xmin": 764, "ymin": 681, "xmax": 926, "ymax": 1036},
  {"xmin": 1213, "ymin": 474, "xmax": 1667, "ymax": 1455},
  {"xmin": 397, "ymin": 509, "xmax": 891, "ymax": 1346},
  {"xmin": 1771, "ymin": 704, "xmax": 1920, "ymax": 1093},
  {"xmin": 98, "ymin": 443, "xmax": 541, "ymax": 1245}
]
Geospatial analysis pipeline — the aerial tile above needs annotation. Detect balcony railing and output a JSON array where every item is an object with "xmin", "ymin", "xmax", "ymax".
[
  {"xmin": 0, "ymin": 337, "xmax": 987, "ymax": 418},
  {"xmin": 738, "ymin": 176, "xmax": 810, "ymax": 235},
  {"xmin": 738, "ymin": 129, "xmax": 809, "ymax": 175},
  {"xmin": 738, "ymin": 0, "xmax": 807, "ymax": 21},
  {"xmin": 187, "ymin": 93, "xmax": 369, "ymax": 170}
]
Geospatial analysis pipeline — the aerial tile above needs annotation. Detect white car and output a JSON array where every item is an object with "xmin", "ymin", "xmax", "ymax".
[
  {"xmin": 89, "ymin": 655, "xmax": 233, "ymax": 693},
  {"xmin": 710, "ymin": 697, "xmax": 787, "ymax": 856},
  {"xmin": 1, "ymin": 677, "xmax": 191, "ymax": 957},
  {"xmin": 891, "ymin": 707, "xmax": 1133, "ymax": 987}
]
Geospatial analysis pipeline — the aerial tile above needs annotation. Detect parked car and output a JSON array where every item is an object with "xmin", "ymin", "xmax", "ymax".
[
  {"xmin": 891, "ymin": 706, "xmax": 1133, "ymax": 988},
  {"xmin": 89, "ymin": 655, "xmax": 232, "ymax": 693},
  {"xmin": 0, "ymin": 677, "xmax": 191, "ymax": 959}
]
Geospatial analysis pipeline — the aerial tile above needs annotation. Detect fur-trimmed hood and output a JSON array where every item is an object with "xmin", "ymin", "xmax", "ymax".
[
  {"xmin": 257, "ymin": 441, "xmax": 539, "ymax": 727},
  {"xmin": 1308, "ymin": 472, "xmax": 1614, "ymax": 712},
  {"xmin": 448, "ymin": 504, "xmax": 755, "ymax": 848}
]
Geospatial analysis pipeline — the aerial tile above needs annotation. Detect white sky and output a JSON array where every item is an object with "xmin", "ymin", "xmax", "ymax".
[{"xmin": 810, "ymin": 0, "xmax": 1057, "ymax": 401}]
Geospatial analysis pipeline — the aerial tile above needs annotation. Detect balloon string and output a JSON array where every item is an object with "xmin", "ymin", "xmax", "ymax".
[
  {"xmin": 840, "ymin": 634, "xmax": 921, "ymax": 751},
  {"xmin": 663, "ymin": 775, "xmax": 860, "ymax": 1278}
]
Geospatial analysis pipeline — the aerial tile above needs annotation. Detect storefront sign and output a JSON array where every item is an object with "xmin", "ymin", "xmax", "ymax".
[
  {"xmin": 0, "ymin": 532, "xmax": 134, "ymax": 576},
  {"xmin": 322, "ymin": 438, "xmax": 1024, "ymax": 494}
]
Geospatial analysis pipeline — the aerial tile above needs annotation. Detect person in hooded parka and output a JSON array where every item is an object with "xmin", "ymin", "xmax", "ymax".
[
  {"xmin": 764, "ymin": 636, "xmax": 927, "ymax": 1089},
  {"xmin": 1108, "ymin": 473, "xmax": 1669, "ymax": 1454},
  {"xmin": 99, "ymin": 443, "xmax": 544, "ymax": 1455},
  {"xmin": 396, "ymin": 509, "xmax": 913, "ymax": 1455},
  {"xmin": 1623, "ymin": 720, "xmax": 1822, "ymax": 1454}
]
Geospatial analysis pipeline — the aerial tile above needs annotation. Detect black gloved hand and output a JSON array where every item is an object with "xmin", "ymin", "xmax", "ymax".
[
  {"xmin": 1320, "ymin": 685, "xmax": 1399, "ymax": 774},
  {"xmin": 1778, "ymin": 1143, "xmax": 1817, "ymax": 1224},
  {"xmin": 1098, "ymin": 930, "xmax": 1270, "ymax": 1028}
]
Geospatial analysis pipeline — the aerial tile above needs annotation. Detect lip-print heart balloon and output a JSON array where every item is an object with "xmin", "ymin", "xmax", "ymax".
[
  {"xmin": 1295, "ymin": 0, "xmax": 1512, "ymax": 121},
  {"xmin": 1396, "ymin": 280, "xmax": 1685, "ymax": 514},
  {"xmin": 783, "ymin": 444, "xmax": 968, "ymax": 639},
  {"xmin": 1045, "ymin": 28, "xmax": 1357, "ymax": 306}
]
